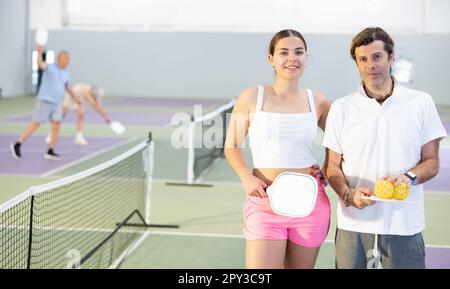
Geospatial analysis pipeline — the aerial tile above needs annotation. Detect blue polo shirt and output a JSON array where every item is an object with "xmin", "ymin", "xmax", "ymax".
[{"xmin": 37, "ymin": 63, "xmax": 70, "ymax": 104}]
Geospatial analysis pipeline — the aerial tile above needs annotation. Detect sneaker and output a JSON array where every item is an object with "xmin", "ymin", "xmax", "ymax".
[
  {"xmin": 44, "ymin": 148, "xmax": 61, "ymax": 160},
  {"xmin": 10, "ymin": 142, "xmax": 22, "ymax": 159},
  {"xmin": 74, "ymin": 133, "xmax": 88, "ymax": 146}
]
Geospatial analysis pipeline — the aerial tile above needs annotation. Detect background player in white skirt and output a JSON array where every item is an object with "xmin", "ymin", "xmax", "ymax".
[{"xmin": 47, "ymin": 83, "xmax": 124, "ymax": 145}]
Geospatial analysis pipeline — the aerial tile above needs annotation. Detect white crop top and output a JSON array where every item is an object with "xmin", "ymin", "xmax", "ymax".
[{"xmin": 248, "ymin": 85, "xmax": 318, "ymax": 168}]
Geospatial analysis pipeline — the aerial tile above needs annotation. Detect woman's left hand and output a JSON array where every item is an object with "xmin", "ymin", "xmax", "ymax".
[{"xmin": 311, "ymin": 164, "xmax": 328, "ymax": 187}]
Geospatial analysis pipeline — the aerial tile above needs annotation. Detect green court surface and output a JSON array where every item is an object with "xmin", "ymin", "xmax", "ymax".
[{"xmin": 1, "ymin": 95, "xmax": 449, "ymax": 269}]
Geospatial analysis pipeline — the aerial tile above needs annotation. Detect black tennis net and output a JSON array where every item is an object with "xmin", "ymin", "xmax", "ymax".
[
  {"xmin": 187, "ymin": 99, "xmax": 234, "ymax": 184},
  {"xmin": 0, "ymin": 138, "xmax": 154, "ymax": 269}
]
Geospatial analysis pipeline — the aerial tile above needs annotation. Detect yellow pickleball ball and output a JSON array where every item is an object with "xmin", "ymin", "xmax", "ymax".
[
  {"xmin": 374, "ymin": 180, "xmax": 394, "ymax": 199},
  {"xmin": 393, "ymin": 182, "xmax": 410, "ymax": 201}
]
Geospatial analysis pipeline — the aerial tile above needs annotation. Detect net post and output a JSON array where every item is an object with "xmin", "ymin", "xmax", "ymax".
[
  {"xmin": 145, "ymin": 132, "xmax": 154, "ymax": 224},
  {"xmin": 26, "ymin": 192, "xmax": 35, "ymax": 269},
  {"xmin": 166, "ymin": 100, "xmax": 235, "ymax": 187},
  {"xmin": 186, "ymin": 115, "xmax": 195, "ymax": 185},
  {"xmin": 140, "ymin": 131, "xmax": 179, "ymax": 228}
]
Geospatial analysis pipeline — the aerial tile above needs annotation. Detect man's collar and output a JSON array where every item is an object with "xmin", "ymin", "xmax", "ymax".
[{"xmin": 357, "ymin": 77, "xmax": 398, "ymax": 102}]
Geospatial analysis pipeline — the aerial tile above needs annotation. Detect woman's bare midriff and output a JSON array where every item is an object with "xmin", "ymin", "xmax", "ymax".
[{"xmin": 253, "ymin": 167, "xmax": 314, "ymax": 186}]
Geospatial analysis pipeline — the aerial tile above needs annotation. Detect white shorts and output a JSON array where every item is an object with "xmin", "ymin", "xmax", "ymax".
[
  {"xmin": 62, "ymin": 92, "xmax": 83, "ymax": 110},
  {"xmin": 63, "ymin": 84, "xmax": 91, "ymax": 110}
]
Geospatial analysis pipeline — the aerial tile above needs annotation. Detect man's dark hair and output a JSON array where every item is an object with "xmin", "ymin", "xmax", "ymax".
[{"xmin": 350, "ymin": 27, "xmax": 394, "ymax": 61}]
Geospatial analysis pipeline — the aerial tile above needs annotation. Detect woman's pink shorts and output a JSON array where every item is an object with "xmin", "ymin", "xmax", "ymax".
[{"xmin": 243, "ymin": 182, "xmax": 331, "ymax": 247}]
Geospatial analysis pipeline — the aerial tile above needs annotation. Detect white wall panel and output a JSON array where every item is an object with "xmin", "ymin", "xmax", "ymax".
[{"xmin": 31, "ymin": 0, "xmax": 448, "ymax": 35}]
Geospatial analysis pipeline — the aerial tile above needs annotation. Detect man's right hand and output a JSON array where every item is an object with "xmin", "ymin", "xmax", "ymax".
[
  {"xmin": 349, "ymin": 188, "xmax": 375, "ymax": 209},
  {"xmin": 36, "ymin": 45, "xmax": 48, "ymax": 70}
]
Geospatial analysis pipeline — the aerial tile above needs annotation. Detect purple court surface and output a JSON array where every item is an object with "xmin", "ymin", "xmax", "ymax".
[
  {"xmin": 426, "ymin": 247, "xmax": 450, "ymax": 269},
  {"xmin": 0, "ymin": 134, "xmax": 126, "ymax": 176},
  {"xmin": 423, "ymin": 148, "xmax": 450, "ymax": 192},
  {"xmin": 4, "ymin": 98, "xmax": 231, "ymax": 127},
  {"xmin": 443, "ymin": 121, "xmax": 450, "ymax": 135},
  {"xmin": 422, "ymin": 121, "xmax": 449, "ymax": 191},
  {"xmin": 4, "ymin": 111, "xmax": 174, "ymax": 127}
]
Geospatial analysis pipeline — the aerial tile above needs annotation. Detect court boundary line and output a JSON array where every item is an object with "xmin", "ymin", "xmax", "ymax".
[
  {"xmin": 40, "ymin": 137, "xmax": 135, "ymax": 177},
  {"xmin": 146, "ymin": 230, "xmax": 450, "ymax": 248},
  {"xmin": 111, "ymin": 231, "xmax": 150, "ymax": 269},
  {"xmin": 0, "ymin": 113, "xmax": 33, "ymax": 122},
  {"xmin": 154, "ymin": 178, "xmax": 243, "ymax": 187},
  {"xmin": 153, "ymin": 178, "xmax": 450, "ymax": 195},
  {"xmin": 153, "ymin": 178, "xmax": 246, "ymax": 186},
  {"xmin": 0, "ymin": 173, "xmax": 59, "ymax": 178},
  {"xmin": 147, "ymin": 231, "xmax": 334, "ymax": 244},
  {"xmin": 1, "ymin": 111, "xmax": 173, "ymax": 128}
]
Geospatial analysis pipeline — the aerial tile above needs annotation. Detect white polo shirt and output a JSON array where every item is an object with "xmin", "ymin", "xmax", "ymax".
[{"xmin": 323, "ymin": 83, "xmax": 447, "ymax": 235}]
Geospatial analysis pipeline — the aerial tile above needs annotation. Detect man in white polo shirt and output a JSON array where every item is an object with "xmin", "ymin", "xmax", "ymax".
[{"xmin": 323, "ymin": 27, "xmax": 447, "ymax": 269}]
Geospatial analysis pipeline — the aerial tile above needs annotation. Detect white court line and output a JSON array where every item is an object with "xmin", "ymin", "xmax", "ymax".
[
  {"xmin": 41, "ymin": 138, "xmax": 135, "ymax": 177},
  {"xmin": 148, "ymin": 231, "xmax": 244, "ymax": 239},
  {"xmin": 110, "ymin": 232, "xmax": 150, "ymax": 269},
  {"xmin": 0, "ymin": 224, "xmax": 144, "ymax": 234},
  {"xmin": 158, "ymin": 178, "xmax": 243, "ymax": 187},
  {"xmin": 146, "ymin": 230, "xmax": 450, "ymax": 248},
  {"xmin": 0, "ymin": 173, "xmax": 57, "ymax": 178},
  {"xmin": 148, "ymin": 231, "xmax": 333, "ymax": 242},
  {"xmin": 426, "ymin": 244, "xmax": 450, "ymax": 249},
  {"xmin": 424, "ymin": 191, "xmax": 450, "ymax": 196},
  {"xmin": 157, "ymin": 179, "xmax": 450, "ymax": 195},
  {"xmin": 0, "ymin": 113, "xmax": 31, "ymax": 122}
]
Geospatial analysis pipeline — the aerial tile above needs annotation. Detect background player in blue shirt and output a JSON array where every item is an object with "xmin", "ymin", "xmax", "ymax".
[{"xmin": 10, "ymin": 44, "xmax": 79, "ymax": 160}]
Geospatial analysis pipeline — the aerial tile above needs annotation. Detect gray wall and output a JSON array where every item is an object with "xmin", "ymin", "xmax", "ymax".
[
  {"xmin": 0, "ymin": 0, "xmax": 29, "ymax": 97},
  {"xmin": 36, "ymin": 30, "xmax": 450, "ymax": 103}
]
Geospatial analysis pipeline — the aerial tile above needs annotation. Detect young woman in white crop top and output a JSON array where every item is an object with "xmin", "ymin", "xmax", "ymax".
[{"xmin": 224, "ymin": 30, "xmax": 332, "ymax": 269}]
